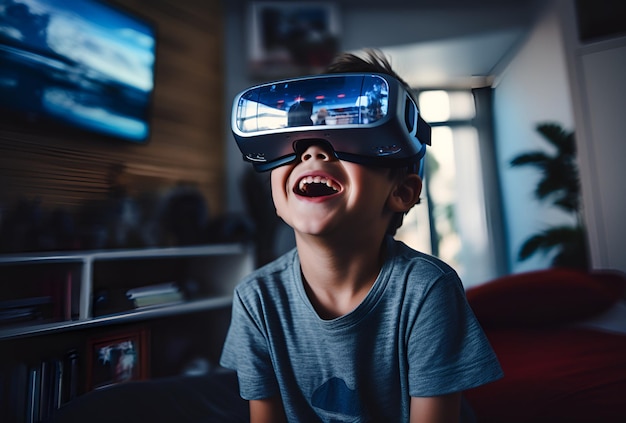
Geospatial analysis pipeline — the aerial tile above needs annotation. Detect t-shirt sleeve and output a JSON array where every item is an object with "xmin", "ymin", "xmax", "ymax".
[
  {"xmin": 219, "ymin": 288, "xmax": 280, "ymax": 400},
  {"xmin": 407, "ymin": 271, "xmax": 503, "ymax": 397}
]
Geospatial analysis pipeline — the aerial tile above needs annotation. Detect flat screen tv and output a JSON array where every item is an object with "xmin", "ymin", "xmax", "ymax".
[{"xmin": 0, "ymin": 0, "xmax": 157, "ymax": 144}]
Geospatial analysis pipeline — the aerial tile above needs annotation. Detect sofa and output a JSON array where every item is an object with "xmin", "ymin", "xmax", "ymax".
[{"xmin": 463, "ymin": 267, "xmax": 626, "ymax": 423}]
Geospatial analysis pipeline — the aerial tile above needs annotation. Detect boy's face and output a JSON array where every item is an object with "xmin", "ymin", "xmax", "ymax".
[{"xmin": 270, "ymin": 142, "xmax": 418, "ymax": 240}]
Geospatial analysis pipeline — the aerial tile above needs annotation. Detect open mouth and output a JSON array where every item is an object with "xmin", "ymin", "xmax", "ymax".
[{"xmin": 295, "ymin": 175, "xmax": 341, "ymax": 197}]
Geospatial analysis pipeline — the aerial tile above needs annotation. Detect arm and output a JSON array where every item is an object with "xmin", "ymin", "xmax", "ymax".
[
  {"xmin": 410, "ymin": 392, "xmax": 462, "ymax": 423},
  {"xmin": 250, "ymin": 396, "xmax": 287, "ymax": 423}
]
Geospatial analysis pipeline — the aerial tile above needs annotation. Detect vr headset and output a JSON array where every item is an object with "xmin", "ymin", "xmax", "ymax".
[{"xmin": 231, "ymin": 73, "xmax": 431, "ymax": 177}]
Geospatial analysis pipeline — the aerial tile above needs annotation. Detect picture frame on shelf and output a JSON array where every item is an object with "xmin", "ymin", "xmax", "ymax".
[
  {"xmin": 247, "ymin": 1, "xmax": 341, "ymax": 79},
  {"xmin": 86, "ymin": 328, "xmax": 149, "ymax": 391}
]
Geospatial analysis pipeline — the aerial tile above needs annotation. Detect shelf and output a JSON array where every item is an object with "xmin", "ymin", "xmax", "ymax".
[
  {"xmin": 0, "ymin": 242, "xmax": 253, "ymax": 423},
  {"xmin": 0, "ymin": 243, "xmax": 251, "ymax": 264},
  {"xmin": 0, "ymin": 296, "xmax": 233, "ymax": 341},
  {"xmin": 0, "ymin": 242, "xmax": 254, "ymax": 340}
]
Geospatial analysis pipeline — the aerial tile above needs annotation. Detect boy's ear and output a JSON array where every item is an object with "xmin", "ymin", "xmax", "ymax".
[{"xmin": 387, "ymin": 173, "xmax": 422, "ymax": 212}]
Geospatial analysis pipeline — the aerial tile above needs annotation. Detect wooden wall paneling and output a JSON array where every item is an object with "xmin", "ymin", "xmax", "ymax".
[{"xmin": 0, "ymin": 0, "xmax": 225, "ymax": 251}]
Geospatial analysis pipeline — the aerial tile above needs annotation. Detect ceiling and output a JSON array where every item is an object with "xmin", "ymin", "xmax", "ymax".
[
  {"xmin": 379, "ymin": 29, "xmax": 527, "ymax": 88},
  {"xmin": 226, "ymin": 0, "xmax": 542, "ymax": 88},
  {"xmin": 335, "ymin": 0, "xmax": 542, "ymax": 88}
]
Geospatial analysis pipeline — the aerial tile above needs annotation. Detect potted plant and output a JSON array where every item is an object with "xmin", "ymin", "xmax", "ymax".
[{"xmin": 510, "ymin": 122, "xmax": 589, "ymax": 269}]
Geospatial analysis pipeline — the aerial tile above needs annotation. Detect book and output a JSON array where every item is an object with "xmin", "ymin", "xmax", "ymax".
[
  {"xmin": 0, "ymin": 297, "xmax": 53, "ymax": 327},
  {"xmin": 38, "ymin": 358, "xmax": 62, "ymax": 422},
  {"xmin": 133, "ymin": 291, "xmax": 184, "ymax": 308},
  {"xmin": 62, "ymin": 350, "xmax": 79, "ymax": 404},
  {"xmin": 25, "ymin": 366, "xmax": 40, "ymax": 423},
  {"xmin": 126, "ymin": 282, "xmax": 180, "ymax": 300},
  {"xmin": 125, "ymin": 282, "xmax": 184, "ymax": 309},
  {"xmin": 38, "ymin": 360, "xmax": 49, "ymax": 422},
  {"xmin": 52, "ymin": 359, "xmax": 63, "ymax": 410},
  {"xmin": 7, "ymin": 362, "xmax": 28, "ymax": 423}
]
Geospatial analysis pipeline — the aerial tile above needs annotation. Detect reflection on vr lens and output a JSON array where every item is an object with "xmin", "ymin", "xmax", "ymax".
[
  {"xmin": 236, "ymin": 75, "xmax": 390, "ymax": 133},
  {"xmin": 288, "ymin": 101, "xmax": 313, "ymax": 126}
]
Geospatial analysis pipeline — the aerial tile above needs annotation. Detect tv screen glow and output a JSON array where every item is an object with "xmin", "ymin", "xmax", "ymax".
[{"xmin": 0, "ymin": 0, "xmax": 157, "ymax": 143}]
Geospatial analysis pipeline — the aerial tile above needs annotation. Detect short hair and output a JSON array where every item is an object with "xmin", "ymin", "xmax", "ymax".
[
  {"xmin": 324, "ymin": 49, "xmax": 419, "ymax": 112},
  {"xmin": 324, "ymin": 49, "xmax": 422, "ymax": 235}
]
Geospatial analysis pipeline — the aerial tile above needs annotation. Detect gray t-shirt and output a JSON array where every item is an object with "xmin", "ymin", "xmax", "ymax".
[{"xmin": 220, "ymin": 237, "xmax": 502, "ymax": 422}]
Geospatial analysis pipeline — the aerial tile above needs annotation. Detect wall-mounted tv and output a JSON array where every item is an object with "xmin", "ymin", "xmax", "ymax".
[{"xmin": 0, "ymin": 0, "xmax": 157, "ymax": 144}]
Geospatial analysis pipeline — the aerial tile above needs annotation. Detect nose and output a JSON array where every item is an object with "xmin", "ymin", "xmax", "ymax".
[{"xmin": 299, "ymin": 142, "xmax": 334, "ymax": 163}]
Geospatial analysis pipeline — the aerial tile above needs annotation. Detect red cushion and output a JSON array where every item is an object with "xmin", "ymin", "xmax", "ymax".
[
  {"xmin": 465, "ymin": 268, "xmax": 626, "ymax": 328},
  {"xmin": 464, "ymin": 328, "xmax": 626, "ymax": 423}
]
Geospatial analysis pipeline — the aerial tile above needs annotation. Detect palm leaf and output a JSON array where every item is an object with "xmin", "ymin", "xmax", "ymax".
[
  {"xmin": 510, "ymin": 152, "xmax": 551, "ymax": 168},
  {"xmin": 510, "ymin": 122, "xmax": 588, "ymax": 269},
  {"xmin": 518, "ymin": 226, "xmax": 588, "ymax": 269},
  {"xmin": 510, "ymin": 122, "xmax": 581, "ymax": 209},
  {"xmin": 536, "ymin": 123, "xmax": 576, "ymax": 156},
  {"xmin": 518, "ymin": 229, "xmax": 567, "ymax": 261}
]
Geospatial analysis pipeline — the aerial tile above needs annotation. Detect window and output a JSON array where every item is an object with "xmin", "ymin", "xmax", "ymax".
[{"xmin": 395, "ymin": 90, "xmax": 501, "ymax": 287}]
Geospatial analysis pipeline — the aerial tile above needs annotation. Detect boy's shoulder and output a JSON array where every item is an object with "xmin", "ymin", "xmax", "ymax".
[
  {"xmin": 253, "ymin": 247, "xmax": 298, "ymax": 275},
  {"xmin": 234, "ymin": 247, "xmax": 298, "ymax": 291},
  {"xmin": 388, "ymin": 237, "xmax": 457, "ymax": 275}
]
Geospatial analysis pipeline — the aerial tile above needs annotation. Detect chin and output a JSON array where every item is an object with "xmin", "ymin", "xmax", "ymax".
[{"xmin": 291, "ymin": 217, "xmax": 338, "ymax": 238}]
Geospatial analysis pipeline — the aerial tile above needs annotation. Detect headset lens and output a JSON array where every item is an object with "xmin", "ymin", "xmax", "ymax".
[{"xmin": 235, "ymin": 75, "xmax": 390, "ymax": 133}]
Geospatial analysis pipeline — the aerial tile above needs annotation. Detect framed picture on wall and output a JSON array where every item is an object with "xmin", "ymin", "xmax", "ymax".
[
  {"xmin": 247, "ymin": 1, "xmax": 341, "ymax": 79},
  {"xmin": 86, "ymin": 328, "xmax": 149, "ymax": 391}
]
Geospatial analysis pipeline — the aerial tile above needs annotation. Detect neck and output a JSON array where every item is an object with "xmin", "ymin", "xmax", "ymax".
[{"xmin": 296, "ymin": 232, "xmax": 388, "ymax": 319}]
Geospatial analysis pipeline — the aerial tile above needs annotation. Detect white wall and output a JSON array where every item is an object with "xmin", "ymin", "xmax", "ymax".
[
  {"xmin": 493, "ymin": 0, "xmax": 626, "ymax": 274},
  {"xmin": 576, "ymin": 46, "xmax": 626, "ymax": 271},
  {"xmin": 557, "ymin": 0, "xmax": 626, "ymax": 273},
  {"xmin": 492, "ymin": 2, "xmax": 577, "ymax": 274}
]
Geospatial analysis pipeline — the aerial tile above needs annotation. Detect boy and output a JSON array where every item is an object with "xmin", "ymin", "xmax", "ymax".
[{"xmin": 220, "ymin": 50, "xmax": 503, "ymax": 422}]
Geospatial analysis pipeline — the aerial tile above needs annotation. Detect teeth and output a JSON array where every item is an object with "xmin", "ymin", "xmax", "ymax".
[{"xmin": 298, "ymin": 176, "xmax": 339, "ymax": 193}]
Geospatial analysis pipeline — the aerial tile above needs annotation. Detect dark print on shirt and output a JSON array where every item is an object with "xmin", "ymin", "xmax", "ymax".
[{"xmin": 311, "ymin": 377, "xmax": 368, "ymax": 422}]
